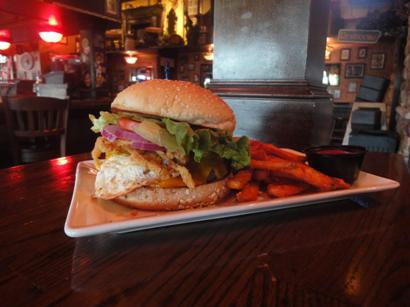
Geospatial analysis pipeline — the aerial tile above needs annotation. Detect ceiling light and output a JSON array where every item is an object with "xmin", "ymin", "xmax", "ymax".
[
  {"xmin": 124, "ymin": 54, "xmax": 138, "ymax": 64},
  {"xmin": 39, "ymin": 15, "xmax": 63, "ymax": 43},
  {"xmin": 39, "ymin": 31, "xmax": 63, "ymax": 43},
  {"xmin": 0, "ymin": 30, "xmax": 11, "ymax": 50},
  {"xmin": 0, "ymin": 40, "xmax": 11, "ymax": 51}
]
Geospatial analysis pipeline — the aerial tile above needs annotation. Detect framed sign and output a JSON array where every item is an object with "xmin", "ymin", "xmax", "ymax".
[
  {"xmin": 345, "ymin": 63, "xmax": 365, "ymax": 79},
  {"xmin": 333, "ymin": 89, "xmax": 341, "ymax": 99},
  {"xmin": 370, "ymin": 53, "xmax": 386, "ymax": 70},
  {"xmin": 358, "ymin": 47, "xmax": 367, "ymax": 59},
  {"xmin": 347, "ymin": 81, "xmax": 357, "ymax": 93},
  {"xmin": 337, "ymin": 29, "xmax": 381, "ymax": 44},
  {"xmin": 340, "ymin": 48, "xmax": 351, "ymax": 61}
]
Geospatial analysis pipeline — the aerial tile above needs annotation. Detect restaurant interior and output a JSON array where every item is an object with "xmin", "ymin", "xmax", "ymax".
[
  {"xmin": 2, "ymin": 1, "xmax": 410, "ymax": 306},
  {"xmin": 0, "ymin": 0, "xmax": 409, "ymax": 168}
]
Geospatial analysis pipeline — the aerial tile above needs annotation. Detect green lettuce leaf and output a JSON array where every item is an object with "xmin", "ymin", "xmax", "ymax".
[
  {"xmin": 163, "ymin": 118, "xmax": 250, "ymax": 170},
  {"xmin": 188, "ymin": 152, "xmax": 228, "ymax": 181},
  {"xmin": 89, "ymin": 111, "xmax": 119, "ymax": 133},
  {"xmin": 212, "ymin": 135, "xmax": 250, "ymax": 170},
  {"xmin": 162, "ymin": 118, "xmax": 196, "ymax": 155}
]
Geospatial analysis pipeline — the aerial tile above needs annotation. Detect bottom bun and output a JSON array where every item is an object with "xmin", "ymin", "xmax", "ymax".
[{"xmin": 114, "ymin": 178, "xmax": 230, "ymax": 211}]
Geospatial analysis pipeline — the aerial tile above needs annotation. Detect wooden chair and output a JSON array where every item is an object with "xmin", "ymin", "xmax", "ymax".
[{"xmin": 3, "ymin": 96, "xmax": 69, "ymax": 164}]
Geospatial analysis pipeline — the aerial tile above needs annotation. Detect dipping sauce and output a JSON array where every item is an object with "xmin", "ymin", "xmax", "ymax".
[
  {"xmin": 317, "ymin": 149, "xmax": 352, "ymax": 155},
  {"xmin": 305, "ymin": 145, "xmax": 366, "ymax": 184}
]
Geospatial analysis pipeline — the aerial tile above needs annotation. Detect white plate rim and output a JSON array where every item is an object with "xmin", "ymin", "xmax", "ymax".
[{"xmin": 64, "ymin": 161, "xmax": 400, "ymax": 237}]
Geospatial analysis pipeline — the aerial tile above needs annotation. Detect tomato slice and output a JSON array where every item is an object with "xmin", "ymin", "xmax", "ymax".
[{"xmin": 118, "ymin": 117, "xmax": 139, "ymax": 132}]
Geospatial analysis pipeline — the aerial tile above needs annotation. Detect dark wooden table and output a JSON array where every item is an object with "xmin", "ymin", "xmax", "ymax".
[{"xmin": 1, "ymin": 153, "xmax": 409, "ymax": 306}]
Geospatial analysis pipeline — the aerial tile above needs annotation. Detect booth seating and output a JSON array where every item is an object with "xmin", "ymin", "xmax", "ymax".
[
  {"xmin": 349, "ymin": 130, "xmax": 399, "ymax": 152},
  {"xmin": 342, "ymin": 75, "xmax": 398, "ymax": 153},
  {"xmin": 343, "ymin": 102, "xmax": 398, "ymax": 152},
  {"xmin": 3, "ymin": 96, "xmax": 69, "ymax": 164},
  {"xmin": 356, "ymin": 75, "xmax": 389, "ymax": 103}
]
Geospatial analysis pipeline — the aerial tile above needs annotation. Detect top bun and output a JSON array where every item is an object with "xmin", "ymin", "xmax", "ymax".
[{"xmin": 111, "ymin": 80, "xmax": 236, "ymax": 132}]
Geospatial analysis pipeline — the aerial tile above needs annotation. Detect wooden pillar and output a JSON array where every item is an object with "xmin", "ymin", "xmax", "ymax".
[{"xmin": 209, "ymin": 0, "xmax": 332, "ymax": 150}]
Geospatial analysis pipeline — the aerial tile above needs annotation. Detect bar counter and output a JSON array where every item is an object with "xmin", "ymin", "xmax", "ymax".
[{"xmin": 0, "ymin": 152, "xmax": 409, "ymax": 306}]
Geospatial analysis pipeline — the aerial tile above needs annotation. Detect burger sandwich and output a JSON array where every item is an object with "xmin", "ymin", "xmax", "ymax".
[{"xmin": 89, "ymin": 80, "xmax": 250, "ymax": 210}]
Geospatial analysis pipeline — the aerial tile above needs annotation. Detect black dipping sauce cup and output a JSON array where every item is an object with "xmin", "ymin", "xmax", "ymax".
[{"xmin": 305, "ymin": 145, "xmax": 366, "ymax": 184}]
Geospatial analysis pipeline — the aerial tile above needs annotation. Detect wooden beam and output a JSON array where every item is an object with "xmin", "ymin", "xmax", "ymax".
[{"xmin": 53, "ymin": 2, "xmax": 121, "ymax": 23}]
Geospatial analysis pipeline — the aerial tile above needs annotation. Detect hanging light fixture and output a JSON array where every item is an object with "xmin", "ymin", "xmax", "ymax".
[
  {"xmin": 203, "ymin": 44, "xmax": 214, "ymax": 61},
  {"xmin": 124, "ymin": 52, "xmax": 138, "ymax": 64},
  {"xmin": 39, "ymin": 15, "xmax": 63, "ymax": 43},
  {"xmin": 0, "ymin": 30, "xmax": 11, "ymax": 50},
  {"xmin": 39, "ymin": 31, "xmax": 63, "ymax": 43},
  {"xmin": 0, "ymin": 39, "xmax": 11, "ymax": 51}
]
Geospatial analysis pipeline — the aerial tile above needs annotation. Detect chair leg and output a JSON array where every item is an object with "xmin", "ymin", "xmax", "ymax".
[
  {"xmin": 10, "ymin": 142, "xmax": 21, "ymax": 165},
  {"xmin": 60, "ymin": 135, "xmax": 66, "ymax": 157}
]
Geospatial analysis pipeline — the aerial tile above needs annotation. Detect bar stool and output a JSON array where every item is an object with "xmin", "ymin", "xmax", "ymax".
[{"xmin": 3, "ymin": 96, "xmax": 69, "ymax": 164}]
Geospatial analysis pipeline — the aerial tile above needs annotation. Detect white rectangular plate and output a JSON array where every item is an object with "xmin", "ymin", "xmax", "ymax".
[{"xmin": 64, "ymin": 161, "xmax": 400, "ymax": 237}]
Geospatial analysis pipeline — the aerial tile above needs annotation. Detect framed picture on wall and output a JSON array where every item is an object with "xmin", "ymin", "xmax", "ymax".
[
  {"xmin": 333, "ymin": 89, "xmax": 341, "ymax": 99},
  {"xmin": 358, "ymin": 47, "xmax": 368, "ymax": 59},
  {"xmin": 345, "ymin": 63, "xmax": 365, "ymax": 79},
  {"xmin": 370, "ymin": 53, "xmax": 386, "ymax": 69},
  {"xmin": 347, "ymin": 81, "xmax": 357, "ymax": 93},
  {"xmin": 340, "ymin": 48, "xmax": 351, "ymax": 61}
]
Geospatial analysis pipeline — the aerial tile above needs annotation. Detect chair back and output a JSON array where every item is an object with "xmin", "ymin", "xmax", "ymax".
[{"xmin": 3, "ymin": 96, "xmax": 69, "ymax": 164}]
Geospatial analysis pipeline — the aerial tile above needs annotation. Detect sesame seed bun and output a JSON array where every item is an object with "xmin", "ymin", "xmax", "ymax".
[
  {"xmin": 114, "ymin": 177, "xmax": 230, "ymax": 210},
  {"xmin": 111, "ymin": 80, "xmax": 236, "ymax": 132}
]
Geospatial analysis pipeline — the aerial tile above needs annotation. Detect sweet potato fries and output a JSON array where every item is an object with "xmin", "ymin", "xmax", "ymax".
[{"xmin": 227, "ymin": 140, "xmax": 350, "ymax": 202}]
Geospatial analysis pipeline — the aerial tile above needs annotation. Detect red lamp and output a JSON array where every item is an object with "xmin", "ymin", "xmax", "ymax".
[
  {"xmin": 39, "ymin": 15, "xmax": 63, "ymax": 43},
  {"xmin": 39, "ymin": 31, "xmax": 63, "ymax": 43},
  {"xmin": 0, "ymin": 30, "xmax": 11, "ymax": 50}
]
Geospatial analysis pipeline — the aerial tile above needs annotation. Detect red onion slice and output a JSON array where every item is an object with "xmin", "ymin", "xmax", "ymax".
[{"xmin": 102, "ymin": 125, "xmax": 164, "ymax": 151}]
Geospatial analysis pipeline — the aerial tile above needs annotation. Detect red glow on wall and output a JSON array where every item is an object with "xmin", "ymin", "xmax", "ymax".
[{"xmin": 0, "ymin": 29, "xmax": 10, "ymax": 37}]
